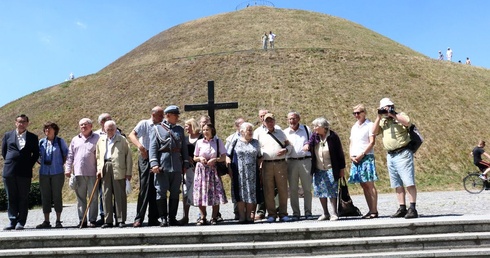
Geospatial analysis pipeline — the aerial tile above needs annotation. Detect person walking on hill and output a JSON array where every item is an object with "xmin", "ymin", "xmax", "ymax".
[
  {"xmin": 373, "ymin": 98, "xmax": 418, "ymax": 219},
  {"xmin": 446, "ymin": 47, "xmax": 453, "ymax": 61},
  {"xmin": 129, "ymin": 106, "xmax": 163, "ymax": 227},
  {"xmin": 269, "ymin": 31, "xmax": 276, "ymax": 49},
  {"xmin": 96, "ymin": 120, "xmax": 133, "ymax": 228},
  {"xmin": 348, "ymin": 104, "xmax": 378, "ymax": 219},
  {"xmin": 466, "ymin": 57, "xmax": 471, "ymax": 65},
  {"xmin": 284, "ymin": 111, "xmax": 313, "ymax": 221},
  {"xmin": 36, "ymin": 122, "xmax": 69, "ymax": 229},
  {"xmin": 2, "ymin": 114, "xmax": 40, "ymax": 230},
  {"xmin": 438, "ymin": 51, "xmax": 444, "ymax": 60},
  {"xmin": 64, "ymin": 118, "xmax": 100, "ymax": 228},
  {"xmin": 149, "ymin": 105, "xmax": 190, "ymax": 227},
  {"xmin": 261, "ymin": 32, "xmax": 268, "ymax": 50}
]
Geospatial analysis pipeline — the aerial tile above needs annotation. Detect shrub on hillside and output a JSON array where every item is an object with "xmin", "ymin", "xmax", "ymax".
[{"xmin": 0, "ymin": 182, "xmax": 42, "ymax": 211}]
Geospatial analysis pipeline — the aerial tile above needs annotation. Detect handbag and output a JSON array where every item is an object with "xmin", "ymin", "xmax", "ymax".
[
  {"xmin": 337, "ymin": 177, "xmax": 362, "ymax": 217},
  {"xmin": 215, "ymin": 139, "xmax": 229, "ymax": 176}
]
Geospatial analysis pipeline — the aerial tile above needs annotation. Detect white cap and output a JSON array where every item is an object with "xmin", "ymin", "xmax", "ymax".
[{"xmin": 379, "ymin": 98, "xmax": 394, "ymax": 108}]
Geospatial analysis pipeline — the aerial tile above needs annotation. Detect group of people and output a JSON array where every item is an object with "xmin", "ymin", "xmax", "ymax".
[
  {"xmin": 1, "ymin": 97, "xmax": 420, "ymax": 230},
  {"xmin": 261, "ymin": 31, "xmax": 276, "ymax": 50},
  {"xmin": 438, "ymin": 48, "xmax": 471, "ymax": 65}
]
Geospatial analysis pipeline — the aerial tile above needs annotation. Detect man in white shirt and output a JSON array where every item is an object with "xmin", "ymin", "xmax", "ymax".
[{"xmin": 284, "ymin": 111, "xmax": 312, "ymax": 220}]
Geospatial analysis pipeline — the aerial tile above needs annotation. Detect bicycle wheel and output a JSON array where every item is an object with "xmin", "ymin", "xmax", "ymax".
[{"xmin": 463, "ymin": 173, "xmax": 485, "ymax": 194}]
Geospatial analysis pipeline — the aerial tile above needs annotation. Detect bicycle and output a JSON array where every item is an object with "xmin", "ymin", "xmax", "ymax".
[{"xmin": 463, "ymin": 172, "xmax": 489, "ymax": 194}]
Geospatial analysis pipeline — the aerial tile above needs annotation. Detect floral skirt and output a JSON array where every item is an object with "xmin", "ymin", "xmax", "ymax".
[
  {"xmin": 193, "ymin": 163, "xmax": 227, "ymax": 206},
  {"xmin": 348, "ymin": 154, "xmax": 378, "ymax": 184},
  {"xmin": 313, "ymin": 168, "xmax": 338, "ymax": 198}
]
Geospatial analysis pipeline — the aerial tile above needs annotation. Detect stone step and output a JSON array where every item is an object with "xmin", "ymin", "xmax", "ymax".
[
  {"xmin": 1, "ymin": 232, "xmax": 490, "ymax": 257},
  {"xmin": 1, "ymin": 216, "xmax": 488, "ymax": 257}
]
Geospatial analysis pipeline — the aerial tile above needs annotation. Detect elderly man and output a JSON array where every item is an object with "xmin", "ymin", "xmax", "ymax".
[
  {"xmin": 96, "ymin": 121, "xmax": 133, "ymax": 228},
  {"xmin": 65, "ymin": 118, "xmax": 100, "ymax": 228},
  {"xmin": 129, "ymin": 106, "xmax": 164, "ymax": 227},
  {"xmin": 2, "ymin": 114, "xmax": 40, "ymax": 230},
  {"xmin": 284, "ymin": 111, "xmax": 313, "ymax": 220},
  {"xmin": 149, "ymin": 105, "xmax": 190, "ymax": 227},
  {"xmin": 373, "ymin": 98, "xmax": 418, "ymax": 219},
  {"xmin": 256, "ymin": 113, "xmax": 292, "ymax": 223}
]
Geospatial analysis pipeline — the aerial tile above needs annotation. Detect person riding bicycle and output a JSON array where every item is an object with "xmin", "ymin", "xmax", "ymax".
[{"xmin": 471, "ymin": 140, "xmax": 490, "ymax": 180}]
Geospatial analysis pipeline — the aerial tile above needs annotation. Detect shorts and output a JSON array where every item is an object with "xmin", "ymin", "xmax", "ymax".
[{"xmin": 387, "ymin": 148, "xmax": 415, "ymax": 188}]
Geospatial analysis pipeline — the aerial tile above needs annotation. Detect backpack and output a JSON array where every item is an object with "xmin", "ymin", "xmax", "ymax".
[{"xmin": 407, "ymin": 124, "xmax": 423, "ymax": 153}]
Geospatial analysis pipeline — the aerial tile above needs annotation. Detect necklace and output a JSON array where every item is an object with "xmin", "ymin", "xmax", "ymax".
[{"xmin": 319, "ymin": 135, "xmax": 327, "ymax": 147}]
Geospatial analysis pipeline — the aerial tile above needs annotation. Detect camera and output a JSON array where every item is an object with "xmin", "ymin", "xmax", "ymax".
[{"xmin": 378, "ymin": 106, "xmax": 395, "ymax": 115}]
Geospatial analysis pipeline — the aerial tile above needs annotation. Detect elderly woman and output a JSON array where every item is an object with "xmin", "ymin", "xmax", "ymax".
[
  {"xmin": 304, "ymin": 117, "xmax": 346, "ymax": 221},
  {"xmin": 36, "ymin": 122, "xmax": 69, "ymax": 229},
  {"xmin": 193, "ymin": 123, "xmax": 227, "ymax": 225},
  {"xmin": 348, "ymin": 104, "xmax": 378, "ymax": 219},
  {"xmin": 227, "ymin": 122, "xmax": 262, "ymax": 224},
  {"xmin": 96, "ymin": 120, "xmax": 133, "ymax": 228},
  {"xmin": 178, "ymin": 118, "xmax": 203, "ymax": 225}
]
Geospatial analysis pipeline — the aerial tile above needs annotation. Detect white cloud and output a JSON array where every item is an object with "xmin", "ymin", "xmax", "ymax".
[{"xmin": 76, "ymin": 21, "xmax": 87, "ymax": 29}]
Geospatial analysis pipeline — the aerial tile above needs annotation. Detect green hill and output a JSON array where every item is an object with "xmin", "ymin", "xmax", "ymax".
[{"xmin": 2, "ymin": 6, "xmax": 489, "ymax": 198}]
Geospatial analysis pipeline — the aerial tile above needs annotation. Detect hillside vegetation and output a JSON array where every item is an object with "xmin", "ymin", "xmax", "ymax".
[{"xmin": 1, "ymin": 6, "xmax": 490, "ymax": 200}]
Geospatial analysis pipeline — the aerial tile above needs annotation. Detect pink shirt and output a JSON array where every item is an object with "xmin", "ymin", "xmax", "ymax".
[{"xmin": 194, "ymin": 137, "xmax": 226, "ymax": 160}]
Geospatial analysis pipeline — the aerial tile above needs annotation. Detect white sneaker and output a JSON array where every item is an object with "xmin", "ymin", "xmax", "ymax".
[
  {"xmin": 317, "ymin": 214, "xmax": 330, "ymax": 221},
  {"xmin": 479, "ymin": 174, "xmax": 487, "ymax": 181},
  {"xmin": 330, "ymin": 215, "xmax": 339, "ymax": 221}
]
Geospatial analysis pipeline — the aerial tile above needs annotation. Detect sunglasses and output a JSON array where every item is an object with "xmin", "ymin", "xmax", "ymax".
[{"xmin": 352, "ymin": 111, "xmax": 364, "ymax": 115}]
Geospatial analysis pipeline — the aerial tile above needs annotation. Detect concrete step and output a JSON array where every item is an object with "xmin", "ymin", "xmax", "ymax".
[
  {"xmin": 0, "ymin": 216, "xmax": 489, "ymax": 257},
  {"xmin": 1, "ymin": 232, "xmax": 490, "ymax": 257}
]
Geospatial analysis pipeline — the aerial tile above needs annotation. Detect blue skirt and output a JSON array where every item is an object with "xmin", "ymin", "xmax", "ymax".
[
  {"xmin": 348, "ymin": 154, "xmax": 378, "ymax": 184},
  {"xmin": 313, "ymin": 168, "xmax": 338, "ymax": 198}
]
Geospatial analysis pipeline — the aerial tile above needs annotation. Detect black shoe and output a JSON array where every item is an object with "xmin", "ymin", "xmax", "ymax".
[
  {"xmin": 3, "ymin": 224, "xmax": 15, "ymax": 230},
  {"xmin": 96, "ymin": 218, "xmax": 104, "ymax": 226},
  {"xmin": 36, "ymin": 221, "xmax": 52, "ymax": 229},
  {"xmin": 77, "ymin": 221, "xmax": 88, "ymax": 228},
  {"xmin": 390, "ymin": 208, "xmax": 407, "ymax": 218},
  {"xmin": 148, "ymin": 220, "xmax": 160, "ymax": 226},
  {"xmin": 101, "ymin": 223, "xmax": 113, "ymax": 228},
  {"xmin": 404, "ymin": 208, "xmax": 418, "ymax": 219},
  {"xmin": 160, "ymin": 218, "xmax": 168, "ymax": 227},
  {"xmin": 117, "ymin": 222, "xmax": 125, "ymax": 228},
  {"xmin": 168, "ymin": 218, "xmax": 180, "ymax": 226}
]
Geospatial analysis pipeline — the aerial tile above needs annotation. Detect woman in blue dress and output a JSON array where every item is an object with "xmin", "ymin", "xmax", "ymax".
[{"xmin": 227, "ymin": 122, "xmax": 262, "ymax": 224}]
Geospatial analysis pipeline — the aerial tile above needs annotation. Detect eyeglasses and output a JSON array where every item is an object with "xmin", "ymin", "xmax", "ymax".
[{"xmin": 352, "ymin": 111, "xmax": 364, "ymax": 115}]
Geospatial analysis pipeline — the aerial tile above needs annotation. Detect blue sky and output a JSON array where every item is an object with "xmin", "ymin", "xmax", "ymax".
[{"xmin": 1, "ymin": 1, "xmax": 488, "ymax": 107}]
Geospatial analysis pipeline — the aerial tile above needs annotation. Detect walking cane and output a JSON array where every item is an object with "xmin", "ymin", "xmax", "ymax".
[{"xmin": 80, "ymin": 177, "xmax": 101, "ymax": 229}]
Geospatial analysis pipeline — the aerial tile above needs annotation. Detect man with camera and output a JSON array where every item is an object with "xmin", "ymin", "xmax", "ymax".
[{"xmin": 372, "ymin": 98, "xmax": 418, "ymax": 219}]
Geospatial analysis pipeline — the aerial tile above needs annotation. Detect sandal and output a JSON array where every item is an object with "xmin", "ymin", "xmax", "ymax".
[
  {"xmin": 210, "ymin": 218, "xmax": 218, "ymax": 225},
  {"xmin": 362, "ymin": 212, "xmax": 378, "ymax": 219},
  {"xmin": 196, "ymin": 218, "xmax": 207, "ymax": 226},
  {"xmin": 55, "ymin": 221, "xmax": 63, "ymax": 228}
]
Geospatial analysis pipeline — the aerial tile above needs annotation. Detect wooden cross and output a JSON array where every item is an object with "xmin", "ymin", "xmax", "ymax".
[{"xmin": 184, "ymin": 80, "xmax": 238, "ymax": 126}]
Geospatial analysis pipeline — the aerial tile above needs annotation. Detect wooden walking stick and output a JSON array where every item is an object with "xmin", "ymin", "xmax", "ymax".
[{"xmin": 80, "ymin": 177, "xmax": 101, "ymax": 229}]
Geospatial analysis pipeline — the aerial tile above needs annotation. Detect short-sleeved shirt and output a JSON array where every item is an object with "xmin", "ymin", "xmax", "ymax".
[
  {"xmin": 133, "ymin": 118, "xmax": 156, "ymax": 150},
  {"xmin": 194, "ymin": 137, "xmax": 227, "ymax": 160},
  {"xmin": 349, "ymin": 119, "xmax": 374, "ymax": 157},
  {"xmin": 378, "ymin": 112, "xmax": 411, "ymax": 151},
  {"xmin": 473, "ymin": 147, "xmax": 485, "ymax": 165}
]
